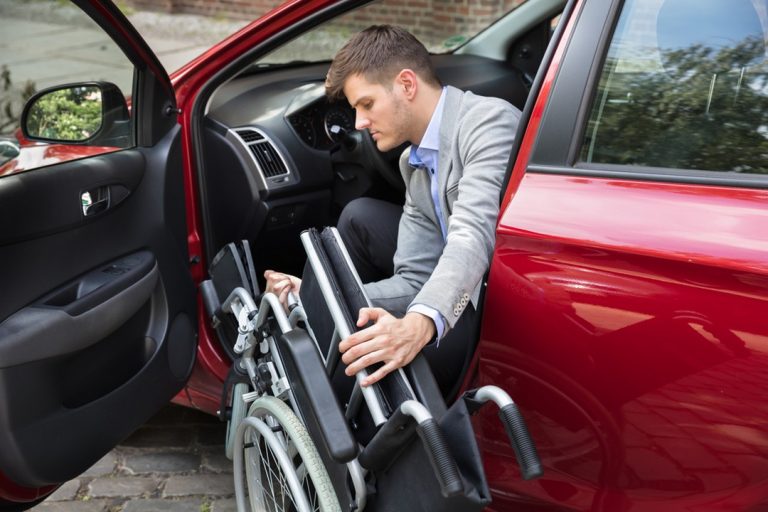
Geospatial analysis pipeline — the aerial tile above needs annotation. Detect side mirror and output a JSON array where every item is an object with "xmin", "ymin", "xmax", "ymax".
[{"xmin": 21, "ymin": 82, "xmax": 130, "ymax": 147}]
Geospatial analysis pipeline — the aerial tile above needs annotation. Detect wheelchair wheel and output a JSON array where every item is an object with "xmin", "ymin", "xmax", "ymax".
[{"xmin": 234, "ymin": 395, "xmax": 341, "ymax": 512}]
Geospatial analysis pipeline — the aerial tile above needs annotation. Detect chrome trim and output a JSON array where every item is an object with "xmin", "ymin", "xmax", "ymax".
[{"xmin": 227, "ymin": 126, "xmax": 294, "ymax": 190}]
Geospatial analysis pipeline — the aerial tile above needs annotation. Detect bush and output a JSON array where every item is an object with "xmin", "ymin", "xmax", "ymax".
[{"xmin": 26, "ymin": 86, "xmax": 102, "ymax": 141}]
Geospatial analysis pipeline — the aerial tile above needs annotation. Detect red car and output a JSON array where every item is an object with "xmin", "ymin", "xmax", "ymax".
[
  {"xmin": 2, "ymin": 0, "xmax": 767, "ymax": 510},
  {"xmin": 0, "ymin": 139, "xmax": 116, "ymax": 177}
]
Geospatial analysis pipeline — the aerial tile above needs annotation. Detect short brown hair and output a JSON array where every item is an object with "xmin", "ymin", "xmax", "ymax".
[{"xmin": 325, "ymin": 25, "xmax": 442, "ymax": 101}]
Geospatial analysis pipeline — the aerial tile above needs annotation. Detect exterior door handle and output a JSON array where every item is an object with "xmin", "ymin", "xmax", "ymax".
[{"xmin": 81, "ymin": 186, "xmax": 111, "ymax": 217}]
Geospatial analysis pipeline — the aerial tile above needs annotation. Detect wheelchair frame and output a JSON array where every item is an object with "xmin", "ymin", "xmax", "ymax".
[{"xmin": 207, "ymin": 228, "xmax": 541, "ymax": 512}]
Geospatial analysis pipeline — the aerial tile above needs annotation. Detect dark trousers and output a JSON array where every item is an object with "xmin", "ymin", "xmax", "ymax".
[{"xmin": 337, "ymin": 198, "xmax": 479, "ymax": 400}]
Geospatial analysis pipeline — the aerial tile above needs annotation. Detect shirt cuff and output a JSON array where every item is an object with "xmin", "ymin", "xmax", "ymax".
[{"xmin": 408, "ymin": 304, "xmax": 446, "ymax": 346}]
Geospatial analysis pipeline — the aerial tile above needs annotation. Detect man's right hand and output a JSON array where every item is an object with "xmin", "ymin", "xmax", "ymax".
[
  {"xmin": 264, "ymin": 270, "xmax": 302, "ymax": 311},
  {"xmin": 339, "ymin": 308, "xmax": 435, "ymax": 387}
]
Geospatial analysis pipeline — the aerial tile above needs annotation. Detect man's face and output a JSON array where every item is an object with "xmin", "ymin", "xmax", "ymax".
[{"xmin": 343, "ymin": 73, "xmax": 413, "ymax": 152}]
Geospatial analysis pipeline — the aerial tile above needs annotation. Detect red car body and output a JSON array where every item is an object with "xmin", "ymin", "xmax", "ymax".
[
  {"xmin": 0, "ymin": 142, "xmax": 116, "ymax": 177},
  {"xmin": 473, "ymin": 1, "xmax": 768, "ymax": 509},
  {"xmin": 2, "ymin": 0, "xmax": 768, "ymax": 510}
]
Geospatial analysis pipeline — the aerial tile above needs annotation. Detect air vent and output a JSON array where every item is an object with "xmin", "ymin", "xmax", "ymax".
[
  {"xmin": 249, "ymin": 143, "xmax": 287, "ymax": 178},
  {"xmin": 236, "ymin": 129, "xmax": 264, "ymax": 143},
  {"xmin": 234, "ymin": 128, "xmax": 288, "ymax": 179}
]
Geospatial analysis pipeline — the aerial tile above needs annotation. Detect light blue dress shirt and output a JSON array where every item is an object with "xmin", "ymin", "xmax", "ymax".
[{"xmin": 407, "ymin": 88, "xmax": 448, "ymax": 342}]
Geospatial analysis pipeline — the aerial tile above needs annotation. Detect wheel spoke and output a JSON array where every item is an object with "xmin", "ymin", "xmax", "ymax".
[{"xmin": 239, "ymin": 396, "xmax": 340, "ymax": 512}]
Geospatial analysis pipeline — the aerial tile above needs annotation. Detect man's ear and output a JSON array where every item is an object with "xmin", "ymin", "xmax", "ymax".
[{"xmin": 396, "ymin": 69, "xmax": 418, "ymax": 100}]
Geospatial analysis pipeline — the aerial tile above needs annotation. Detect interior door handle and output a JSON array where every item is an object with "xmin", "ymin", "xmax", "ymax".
[{"xmin": 81, "ymin": 186, "xmax": 111, "ymax": 217}]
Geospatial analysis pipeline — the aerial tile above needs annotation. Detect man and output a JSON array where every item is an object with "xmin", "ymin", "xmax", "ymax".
[{"xmin": 266, "ymin": 25, "xmax": 519, "ymax": 397}]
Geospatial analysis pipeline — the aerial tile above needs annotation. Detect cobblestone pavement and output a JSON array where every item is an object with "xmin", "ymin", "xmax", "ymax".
[{"xmin": 31, "ymin": 405, "xmax": 237, "ymax": 512}]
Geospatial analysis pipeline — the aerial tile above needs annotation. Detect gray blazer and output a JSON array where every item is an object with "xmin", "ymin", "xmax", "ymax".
[{"xmin": 365, "ymin": 86, "xmax": 520, "ymax": 329}]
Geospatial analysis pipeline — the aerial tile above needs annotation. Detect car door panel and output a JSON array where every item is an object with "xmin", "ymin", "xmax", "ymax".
[
  {"xmin": 0, "ymin": 127, "xmax": 196, "ymax": 488},
  {"xmin": 474, "ymin": 0, "xmax": 768, "ymax": 506},
  {"xmin": 0, "ymin": 151, "xmax": 142, "ymax": 248}
]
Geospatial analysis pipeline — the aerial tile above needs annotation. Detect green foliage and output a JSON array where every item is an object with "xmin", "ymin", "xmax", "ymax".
[
  {"xmin": 26, "ymin": 87, "xmax": 102, "ymax": 141},
  {"xmin": 582, "ymin": 36, "xmax": 768, "ymax": 174}
]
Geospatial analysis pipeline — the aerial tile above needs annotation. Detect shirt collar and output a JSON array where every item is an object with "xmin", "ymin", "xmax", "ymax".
[{"xmin": 409, "ymin": 87, "xmax": 447, "ymax": 167}]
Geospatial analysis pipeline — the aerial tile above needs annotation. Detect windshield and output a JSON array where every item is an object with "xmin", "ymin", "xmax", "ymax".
[{"xmin": 256, "ymin": 0, "xmax": 532, "ymax": 65}]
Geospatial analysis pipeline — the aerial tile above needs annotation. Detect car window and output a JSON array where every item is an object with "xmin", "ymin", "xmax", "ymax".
[
  {"xmin": 255, "ymin": 0, "xmax": 534, "ymax": 65},
  {"xmin": 0, "ymin": 0, "xmax": 135, "ymax": 177},
  {"xmin": 580, "ymin": 0, "xmax": 768, "ymax": 175}
]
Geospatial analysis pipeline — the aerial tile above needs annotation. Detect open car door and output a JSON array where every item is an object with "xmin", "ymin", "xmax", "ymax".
[{"xmin": 0, "ymin": 1, "xmax": 196, "ymax": 507}]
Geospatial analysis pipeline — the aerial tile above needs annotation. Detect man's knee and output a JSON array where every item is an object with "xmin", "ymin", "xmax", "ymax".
[
  {"xmin": 338, "ymin": 198, "xmax": 389, "ymax": 246},
  {"xmin": 338, "ymin": 198, "xmax": 374, "ymax": 236}
]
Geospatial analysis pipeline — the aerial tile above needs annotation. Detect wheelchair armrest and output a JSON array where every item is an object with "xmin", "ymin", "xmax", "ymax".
[{"xmin": 277, "ymin": 329, "xmax": 358, "ymax": 463}]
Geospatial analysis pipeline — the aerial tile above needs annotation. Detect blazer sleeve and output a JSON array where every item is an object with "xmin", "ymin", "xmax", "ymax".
[{"xmin": 412, "ymin": 98, "xmax": 520, "ymax": 329}]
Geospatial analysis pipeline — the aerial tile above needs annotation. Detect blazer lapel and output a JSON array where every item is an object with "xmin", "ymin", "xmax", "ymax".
[{"xmin": 400, "ymin": 146, "xmax": 440, "ymax": 227}]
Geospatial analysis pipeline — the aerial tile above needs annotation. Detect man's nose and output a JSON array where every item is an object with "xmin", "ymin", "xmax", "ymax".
[{"xmin": 355, "ymin": 112, "xmax": 370, "ymax": 130}]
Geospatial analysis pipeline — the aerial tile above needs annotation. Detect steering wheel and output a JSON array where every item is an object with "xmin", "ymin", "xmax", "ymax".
[{"xmin": 332, "ymin": 129, "xmax": 407, "ymax": 192}]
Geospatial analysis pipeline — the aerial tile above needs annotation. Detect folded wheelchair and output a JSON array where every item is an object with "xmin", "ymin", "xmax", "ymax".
[{"xmin": 201, "ymin": 228, "xmax": 541, "ymax": 512}]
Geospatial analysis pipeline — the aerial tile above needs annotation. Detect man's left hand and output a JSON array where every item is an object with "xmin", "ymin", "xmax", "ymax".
[{"xmin": 339, "ymin": 308, "xmax": 436, "ymax": 387}]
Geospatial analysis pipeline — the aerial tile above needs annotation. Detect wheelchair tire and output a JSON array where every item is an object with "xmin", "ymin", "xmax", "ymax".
[
  {"xmin": 226, "ymin": 382, "xmax": 250, "ymax": 460},
  {"xmin": 234, "ymin": 395, "xmax": 341, "ymax": 512}
]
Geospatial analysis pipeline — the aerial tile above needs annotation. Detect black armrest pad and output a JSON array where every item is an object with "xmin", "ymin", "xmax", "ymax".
[{"xmin": 277, "ymin": 329, "xmax": 358, "ymax": 463}]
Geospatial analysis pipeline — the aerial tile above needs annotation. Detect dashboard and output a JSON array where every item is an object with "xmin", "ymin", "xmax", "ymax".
[
  {"xmin": 205, "ymin": 65, "xmax": 346, "ymax": 196},
  {"xmin": 204, "ymin": 54, "xmax": 527, "ymax": 188}
]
